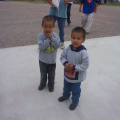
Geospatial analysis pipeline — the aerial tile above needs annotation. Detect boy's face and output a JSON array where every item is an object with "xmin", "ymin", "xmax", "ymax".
[
  {"xmin": 71, "ymin": 32, "xmax": 85, "ymax": 50},
  {"xmin": 42, "ymin": 20, "xmax": 54, "ymax": 34}
]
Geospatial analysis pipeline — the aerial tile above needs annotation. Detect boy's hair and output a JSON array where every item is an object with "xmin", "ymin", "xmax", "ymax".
[
  {"xmin": 42, "ymin": 15, "xmax": 55, "ymax": 25},
  {"xmin": 71, "ymin": 27, "xmax": 86, "ymax": 39}
]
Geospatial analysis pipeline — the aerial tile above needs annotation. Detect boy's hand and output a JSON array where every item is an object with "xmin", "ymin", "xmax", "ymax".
[
  {"xmin": 45, "ymin": 32, "xmax": 52, "ymax": 39},
  {"xmin": 52, "ymin": 6, "xmax": 57, "ymax": 10},
  {"xmin": 65, "ymin": 63, "xmax": 73, "ymax": 71},
  {"xmin": 68, "ymin": 63, "xmax": 73, "ymax": 70},
  {"xmin": 94, "ymin": 8, "xmax": 97, "ymax": 13},
  {"xmin": 65, "ymin": 63, "xmax": 69, "ymax": 70},
  {"xmin": 63, "ymin": 0, "xmax": 68, "ymax": 5}
]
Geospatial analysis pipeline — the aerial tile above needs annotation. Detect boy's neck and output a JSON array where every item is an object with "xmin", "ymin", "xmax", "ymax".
[{"xmin": 73, "ymin": 45, "xmax": 81, "ymax": 50}]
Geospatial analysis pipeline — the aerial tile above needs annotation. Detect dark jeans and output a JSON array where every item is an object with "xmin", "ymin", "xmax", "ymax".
[
  {"xmin": 39, "ymin": 61, "xmax": 56, "ymax": 89},
  {"xmin": 63, "ymin": 80, "xmax": 81, "ymax": 105},
  {"xmin": 67, "ymin": 3, "xmax": 72, "ymax": 24}
]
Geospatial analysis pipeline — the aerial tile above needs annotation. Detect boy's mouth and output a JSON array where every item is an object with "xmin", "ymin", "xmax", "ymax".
[
  {"xmin": 46, "ymin": 32, "xmax": 50, "ymax": 34},
  {"xmin": 73, "ymin": 43, "xmax": 77, "ymax": 45}
]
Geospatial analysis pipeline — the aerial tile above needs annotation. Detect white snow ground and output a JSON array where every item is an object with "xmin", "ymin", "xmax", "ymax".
[{"xmin": 0, "ymin": 36, "xmax": 120, "ymax": 120}]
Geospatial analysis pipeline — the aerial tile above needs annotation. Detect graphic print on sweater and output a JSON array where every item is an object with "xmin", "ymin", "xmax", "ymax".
[
  {"xmin": 64, "ymin": 69, "xmax": 79, "ymax": 80},
  {"xmin": 87, "ymin": 0, "xmax": 92, "ymax": 3},
  {"xmin": 44, "ymin": 44, "xmax": 54, "ymax": 53}
]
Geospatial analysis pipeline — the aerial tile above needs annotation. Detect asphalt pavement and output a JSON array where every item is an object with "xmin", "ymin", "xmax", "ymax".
[{"xmin": 0, "ymin": 1, "xmax": 120, "ymax": 48}]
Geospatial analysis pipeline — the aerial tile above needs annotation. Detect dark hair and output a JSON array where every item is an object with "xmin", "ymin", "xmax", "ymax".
[
  {"xmin": 42, "ymin": 15, "xmax": 55, "ymax": 25},
  {"xmin": 71, "ymin": 27, "xmax": 86, "ymax": 39}
]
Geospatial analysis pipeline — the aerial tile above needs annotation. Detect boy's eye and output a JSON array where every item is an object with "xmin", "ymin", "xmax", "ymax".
[
  {"xmin": 78, "ymin": 38, "xmax": 81, "ymax": 40},
  {"xmin": 72, "ymin": 37, "xmax": 75, "ymax": 39}
]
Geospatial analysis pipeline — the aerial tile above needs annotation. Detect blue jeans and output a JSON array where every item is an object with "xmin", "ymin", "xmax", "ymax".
[
  {"xmin": 63, "ymin": 80, "xmax": 81, "ymax": 105},
  {"xmin": 52, "ymin": 16, "xmax": 66, "ymax": 43}
]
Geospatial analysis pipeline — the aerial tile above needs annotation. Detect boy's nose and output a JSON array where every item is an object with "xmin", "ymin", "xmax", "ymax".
[
  {"xmin": 74, "ymin": 39, "xmax": 77, "ymax": 41},
  {"xmin": 46, "ymin": 28, "xmax": 49, "ymax": 31}
]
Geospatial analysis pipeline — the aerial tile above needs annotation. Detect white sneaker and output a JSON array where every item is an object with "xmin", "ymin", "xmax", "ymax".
[{"xmin": 60, "ymin": 43, "xmax": 65, "ymax": 49}]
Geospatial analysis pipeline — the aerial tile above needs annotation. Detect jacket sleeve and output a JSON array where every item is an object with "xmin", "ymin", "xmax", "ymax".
[
  {"xmin": 60, "ymin": 47, "xmax": 69, "ymax": 66},
  {"xmin": 51, "ymin": 33, "xmax": 61, "ymax": 49},
  {"xmin": 37, "ymin": 33, "xmax": 50, "ymax": 51},
  {"xmin": 75, "ymin": 50, "xmax": 89, "ymax": 72}
]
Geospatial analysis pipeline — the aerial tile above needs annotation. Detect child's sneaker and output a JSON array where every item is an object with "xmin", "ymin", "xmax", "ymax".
[
  {"xmin": 58, "ymin": 96, "xmax": 68, "ymax": 102},
  {"xmin": 69, "ymin": 103, "xmax": 78, "ymax": 110},
  {"xmin": 49, "ymin": 87, "xmax": 54, "ymax": 92},
  {"xmin": 38, "ymin": 85, "xmax": 45, "ymax": 91}
]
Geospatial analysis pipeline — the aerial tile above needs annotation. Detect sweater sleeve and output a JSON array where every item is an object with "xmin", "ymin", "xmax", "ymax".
[
  {"xmin": 37, "ymin": 33, "xmax": 50, "ymax": 51},
  {"xmin": 51, "ymin": 32, "xmax": 61, "ymax": 49},
  {"xmin": 60, "ymin": 47, "xmax": 69, "ymax": 66},
  {"xmin": 75, "ymin": 50, "xmax": 89, "ymax": 72}
]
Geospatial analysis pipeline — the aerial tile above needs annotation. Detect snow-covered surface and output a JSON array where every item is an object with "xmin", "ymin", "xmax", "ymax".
[{"xmin": 0, "ymin": 36, "xmax": 120, "ymax": 120}]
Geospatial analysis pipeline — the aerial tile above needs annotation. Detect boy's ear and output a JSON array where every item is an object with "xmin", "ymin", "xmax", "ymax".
[{"xmin": 83, "ymin": 38, "xmax": 85, "ymax": 43}]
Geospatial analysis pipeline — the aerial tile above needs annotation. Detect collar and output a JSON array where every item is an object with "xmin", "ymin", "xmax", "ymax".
[{"xmin": 69, "ymin": 44, "xmax": 86, "ymax": 52}]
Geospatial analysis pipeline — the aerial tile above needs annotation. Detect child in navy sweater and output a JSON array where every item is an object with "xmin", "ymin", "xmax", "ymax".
[{"xmin": 79, "ymin": 0, "xmax": 99, "ymax": 34}]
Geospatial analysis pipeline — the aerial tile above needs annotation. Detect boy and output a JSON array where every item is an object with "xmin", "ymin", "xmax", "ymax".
[
  {"xmin": 58, "ymin": 27, "xmax": 89, "ymax": 110},
  {"xmin": 79, "ymin": 0, "xmax": 99, "ymax": 34},
  {"xmin": 37, "ymin": 15, "xmax": 60, "ymax": 92}
]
